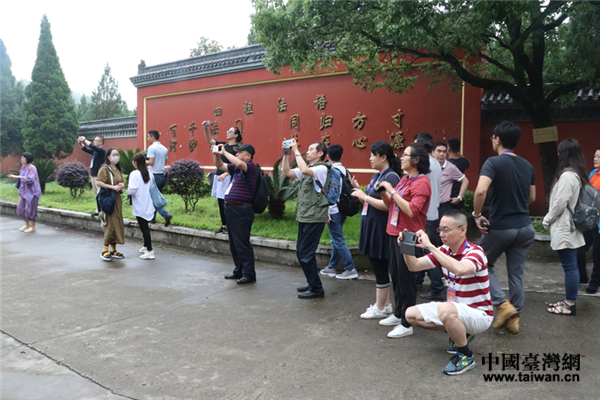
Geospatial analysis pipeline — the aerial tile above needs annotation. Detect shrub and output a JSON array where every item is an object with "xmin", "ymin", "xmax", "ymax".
[
  {"xmin": 265, "ymin": 157, "xmax": 298, "ymax": 217},
  {"xmin": 118, "ymin": 148, "xmax": 141, "ymax": 176},
  {"xmin": 56, "ymin": 161, "xmax": 90, "ymax": 197},
  {"xmin": 167, "ymin": 159, "xmax": 205, "ymax": 211}
]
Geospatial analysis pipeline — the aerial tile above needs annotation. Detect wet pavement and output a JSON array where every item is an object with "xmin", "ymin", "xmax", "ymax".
[{"xmin": 2, "ymin": 215, "xmax": 599, "ymax": 400}]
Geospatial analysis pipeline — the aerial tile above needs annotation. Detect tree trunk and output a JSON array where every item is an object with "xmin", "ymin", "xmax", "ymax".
[{"xmin": 531, "ymin": 112, "xmax": 558, "ymax": 211}]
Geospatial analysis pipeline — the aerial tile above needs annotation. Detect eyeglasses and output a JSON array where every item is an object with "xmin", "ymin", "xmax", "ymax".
[{"xmin": 436, "ymin": 225, "xmax": 464, "ymax": 234}]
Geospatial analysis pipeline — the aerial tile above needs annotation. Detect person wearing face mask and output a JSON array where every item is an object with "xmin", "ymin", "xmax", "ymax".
[
  {"xmin": 95, "ymin": 148, "xmax": 125, "ymax": 262},
  {"xmin": 203, "ymin": 121, "xmax": 242, "ymax": 235}
]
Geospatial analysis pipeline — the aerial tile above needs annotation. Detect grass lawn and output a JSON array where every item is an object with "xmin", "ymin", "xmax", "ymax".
[{"xmin": 0, "ymin": 181, "xmax": 361, "ymax": 246}]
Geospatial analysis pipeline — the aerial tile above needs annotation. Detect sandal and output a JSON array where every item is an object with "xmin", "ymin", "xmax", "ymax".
[{"xmin": 547, "ymin": 300, "xmax": 576, "ymax": 316}]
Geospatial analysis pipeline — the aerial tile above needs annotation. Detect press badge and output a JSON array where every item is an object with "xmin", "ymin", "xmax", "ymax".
[
  {"xmin": 390, "ymin": 204, "xmax": 399, "ymax": 227},
  {"xmin": 362, "ymin": 201, "xmax": 369, "ymax": 216},
  {"xmin": 447, "ymin": 287, "xmax": 456, "ymax": 302}
]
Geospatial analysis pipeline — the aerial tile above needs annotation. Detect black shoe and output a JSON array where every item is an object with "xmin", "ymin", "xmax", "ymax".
[
  {"xmin": 91, "ymin": 212, "xmax": 99, "ymax": 217},
  {"xmin": 224, "ymin": 273, "xmax": 242, "ymax": 280},
  {"xmin": 586, "ymin": 284, "xmax": 598, "ymax": 294},
  {"xmin": 298, "ymin": 289, "xmax": 325, "ymax": 299},
  {"xmin": 416, "ymin": 283, "xmax": 424, "ymax": 291},
  {"xmin": 215, "ymin": 226, "xmax": 226, "ymax": 234},
  {"xmin": 297, "ymin": 285, "xmax": 310, "ymax": 292},
  {"xmin": 165, "ymin": 215, "xmax": 172, "ymax": 227},
  {"xmin": 420, "ymin": 290, "xmax": 446, "ymax": 301},
  {"xmin": 237, "ymin": 277, "xmax": 256, "ymax": 285}
]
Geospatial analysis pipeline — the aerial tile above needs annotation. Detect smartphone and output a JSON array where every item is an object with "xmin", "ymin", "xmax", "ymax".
[
  {"xmin": 283, "ymin": 147, "xmax": 292, "ymax": 155},
  {"xmin": 284, "ymin": 140, "xmax": 292, "ymax": 147},
  {"xmin": 203, "ymin": 121, "xmax": 211, "ymax": 127},
  {"xmin": 212, "ymin": 145, "xmax": 220, "ymax": 153}
]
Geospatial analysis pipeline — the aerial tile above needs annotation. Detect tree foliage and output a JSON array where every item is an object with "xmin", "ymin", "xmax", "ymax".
[
  {"xmin": 252, "ymin": 0, "xmax": 600, "ymax": 197},
  {"xmin": 190, "ymin": 36, "xmax": 223, "ymax": 57},
  {"xmin": 56, "ymin": 161, "xmax": 89, "ymax": 197},
  {"xmin": 90, "ymin": 64, "xmax": 130, "ymax": 120},
  {"xmin": 1, "ymin": 39, "xmax": 26, "ymax": 157},
  {"xmin": 77, "ymin": 95, "xmax": 93, "ymax": 121},
  {"xmin": 167, "ymin": 159, "xmax": 205, "ymax": 212},
  {"xmin": 21, "ymin": 15, "xmax": 79, "ymax": 160}
]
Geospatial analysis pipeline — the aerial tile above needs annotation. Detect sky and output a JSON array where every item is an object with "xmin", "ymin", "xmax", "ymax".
[{"xmin": 0, "ymin": 0, "xmax": 255, "ymax": 109}]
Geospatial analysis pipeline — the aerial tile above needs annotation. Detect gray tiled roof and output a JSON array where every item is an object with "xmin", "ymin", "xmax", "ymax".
[
  {"xmin": 481, "ymin": 87, "xmax": 600, "ymax": 122},
  {"xmin": 79, "ymin": 117, "xmax": 137, "ymax": 139},
  {"xmin": 130, "ymin": 45, "xmax": 266, "ymax": 88}
]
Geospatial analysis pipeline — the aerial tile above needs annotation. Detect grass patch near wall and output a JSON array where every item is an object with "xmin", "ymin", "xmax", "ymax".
[{"xmin": 0, "ymin": 181, "xmax": 360, "ymax": 246}]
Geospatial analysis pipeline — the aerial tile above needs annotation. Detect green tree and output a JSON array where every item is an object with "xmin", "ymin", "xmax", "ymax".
[
  {"xmin": 21, "ymin": 15, "xmax": 79, "ymax": 159},
  {"xmin": 190, "ymin": 36, "xmax": 223, "ymax": 57},
  {"xmin": 77, "ymin": 94, "xmax": 93, "ymax": 121},
  {"xmin": 0, "ymin": 38, "xmax": 26, "ymax": 157},
  {"xmin": 90, "ymin": 63, "xmax": 130, "ymax": 120},
  {"xmin": 252, "ymin": 0, "xmax": 600, "ymax": 199}
]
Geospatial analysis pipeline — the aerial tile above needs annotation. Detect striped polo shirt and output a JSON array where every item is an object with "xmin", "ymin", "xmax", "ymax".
[
  {"xmin": 224, "ymin": 162, "xmax": 259, "ymax": 203},
  {"xmin": 426, "ymin": 239, "xmax": 493, "ymax": 317}
]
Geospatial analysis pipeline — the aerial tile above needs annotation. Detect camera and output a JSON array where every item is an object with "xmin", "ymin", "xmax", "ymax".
[
  {"xmin": 283, "ymin": 140, "xmax": 292, "ymax": 155},
  {"xmin": 400, "ymin": 232, "xmax": 424, "ymax": 257},
  {"xmin": 212, "ymin": 145, "xmax": 220, "ymax": 153},
  {"xmin": 374, "ymin": 183, "xmax": 386, "ymax": 192}
]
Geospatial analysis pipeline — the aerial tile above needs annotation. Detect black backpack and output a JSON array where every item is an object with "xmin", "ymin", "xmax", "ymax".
[
  {"xmin": 568, "ymin": 183, "xmax": 600, "ymax": 232},
  {"xmin": 252, "ymin": 169, "xmax": 269, "ymax": 214},
  {"xmin": 337, "ymin": 167, "xmax": 360, "ymax": 217}
]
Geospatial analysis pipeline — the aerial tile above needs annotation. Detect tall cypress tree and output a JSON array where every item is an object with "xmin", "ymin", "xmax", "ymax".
[
  {"xmin": 90, "ymin": 64, "xmax": 130, "ymax": 120},
  {"xmin": 22, "ymin": 15, "xmax": 78, "ymax": 159},
  {"xmin": 0, "ymin": 38, "xmax": 26, "ymax": 157}
]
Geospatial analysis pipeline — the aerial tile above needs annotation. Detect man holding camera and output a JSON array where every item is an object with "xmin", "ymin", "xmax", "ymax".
[
  {"xmin": 401, "ymin": 209, "xmax": 493, "ymax": 375},
  {"xmin": 282, "ymin": 139, "xmax": 330, "ymax": 299},
  {"xmin": 214, "ymin": 143, "xmax": 259, "ymax": 285}
]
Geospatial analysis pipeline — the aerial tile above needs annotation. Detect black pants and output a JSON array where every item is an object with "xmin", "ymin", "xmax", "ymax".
[
  {"xmin": 578, "ymin": 228, "xmax": 600, "ymax": 285},
  {"xmin": 414, "ymin": 219, "xmax": 445, "ymax": 292},
  {"xmin": 370, "ymin": 257, "xmax": 391, "ymax": 289},
  {"xmin": 218, "ymin": 198, "xmax": 227, "ymax": 226},
  {"xmin": 136, "ymin": 217, "xmax": 152, "ymax": 251},
  {"xmin": 225, "ymin": 203, "xmax": 256, "ymax": 279},
  {"xmin": 389, "ymin": 235, "xmax": 416, "ymax": 327},
  {"xmin": 297, "ymin": 222, "xmax": 325, "ymax": 292}
]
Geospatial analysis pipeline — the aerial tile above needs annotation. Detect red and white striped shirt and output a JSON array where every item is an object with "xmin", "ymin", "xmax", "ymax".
[{"xmin": 426, "ymin": 239, "xmax": 493, "ymax": 317}]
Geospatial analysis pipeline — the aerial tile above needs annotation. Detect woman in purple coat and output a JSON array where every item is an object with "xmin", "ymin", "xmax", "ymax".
[{"xmin": 8, "ymin": 152, "xmax": 42, "ymax": 233}]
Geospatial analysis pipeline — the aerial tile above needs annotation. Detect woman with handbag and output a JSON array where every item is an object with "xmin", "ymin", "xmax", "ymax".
[
  {"xmin": 543, "ymin": 139, "xmax": 589, "ymax": 316},
  {"xmin": 127, "ymin": 153, "xmax": 156, "ymax": 260},
  {"xmin": 8, "ymin": 152, "xmax": 41, "ymax": 233},
  {"xmin": 96, "ymin": 148, "xmax": 125, "ymax": 262}
]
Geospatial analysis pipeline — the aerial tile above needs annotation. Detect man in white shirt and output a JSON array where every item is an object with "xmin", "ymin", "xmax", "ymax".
[
  {"xmin": 147, "ymin": 130, "xmax": 172, "ymax": 226},
  {"xmin": 319, "ymin": 144, "xmax": 357, "ymax": 280}
]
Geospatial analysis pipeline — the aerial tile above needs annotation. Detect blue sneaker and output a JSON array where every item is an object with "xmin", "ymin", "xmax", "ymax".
[
  {"xmin": 446, "ymin": 334, "xmax": 476, "ymax": 354},
  {"xmin": 443, "ymin": 352, "xmax": 475, "ymax": 375}
]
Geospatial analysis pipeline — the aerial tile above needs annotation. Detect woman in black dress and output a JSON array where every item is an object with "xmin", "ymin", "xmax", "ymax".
[{"xmin": 351, "ymin": 141, "xmax": 403, "ymax": 319}]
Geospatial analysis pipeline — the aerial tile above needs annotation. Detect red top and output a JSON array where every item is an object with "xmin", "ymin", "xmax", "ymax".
[
  {"xmin": 386, "ymin": 174, "xmax": 431, "ymax": 236},
  {"xmin": 590, "ymin": 169, "xmax": 600, "ymax": 191}
]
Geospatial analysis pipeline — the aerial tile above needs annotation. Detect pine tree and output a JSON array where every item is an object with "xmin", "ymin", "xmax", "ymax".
[
  {"xmin": 77, "ymin": 95, "xmax": 93, "ymax": 121},
  {"xmin": 0, "ymin": 38, "xmax": 26, "ymax": 157},
  {"xmin": 90, "ymin": 64, "xmax": 129, "ymax": 120},
  {"xmin": 21, "ymin": 15, "xmax": 79, "ymax": 159}
]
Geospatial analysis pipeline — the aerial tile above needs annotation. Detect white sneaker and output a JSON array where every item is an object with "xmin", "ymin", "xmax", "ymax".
[
  {"xmin": 335, "ymin": 268, "xmax": 358, "ymax": 280},
  {"xmin": 360, "ymin": 305, "xmax": 388, "ymax": 319},
  {"xmin": 379, "ymin": 314, "xmax": 402, "ymax": 326},
  {"xmin": 139, "ymin": 246, "xmax": 148, "ymax": 253},
  {"xmin": 387, "ymin": 325, "xmax": 413, "ymax": 338},
  {"xmin": 383, "ymin": 304, "xmax": 393, "ymax": 314},
  {"xmin": 140, "ymin": 250, "xmax": 155, "ymax": 260}
]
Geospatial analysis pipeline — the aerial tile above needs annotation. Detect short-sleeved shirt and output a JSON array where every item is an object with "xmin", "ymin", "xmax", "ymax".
[
  {"xmin": 224, "ymin": 162, "xmax": 259, "ymax": 203},
  {"xmin": 440, "ymin": 160, "xmax": 465, "ymax": 203},
  {"xmin": 426, "ymin": 158, "xmax": 441, "ymax": 221},
  {"xmin": 480, "ymin": 154, "xmax": 535, "ymax": 230},
  {"xmin": 293, "ymin": 165, "xmax": 328, "ymax": 190},
  {"xmin": 386, "ymin": 174, "xmax": 430, "ymax": 236},
  {"xmin": 329, "ymin": 163, "xmax": 347, "ymax": 215},
  {"xmin": 215, "ymin": 141, "xmax": 238, "ymax": 176},
  {"xmin": 426, "ymin": 239, "xmax": 493, "ymax": 316},
  {"xmin": 147, "ymin": 142, "xmax": 169, "ymax": 174},
  {"xmin": 448, "ymin": 156, "xmax": 471, "ymax": 198}
]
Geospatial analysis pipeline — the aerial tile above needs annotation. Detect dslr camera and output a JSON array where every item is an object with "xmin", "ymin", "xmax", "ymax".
[{"xmin": 400, "ymin": 231, "xmax": 424, "ymax": 257}]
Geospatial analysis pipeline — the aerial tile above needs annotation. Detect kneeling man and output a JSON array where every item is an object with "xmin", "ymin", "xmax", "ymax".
[{"xmin": 400, "ymin": 209, "xmax": 493, "ymax": 375}]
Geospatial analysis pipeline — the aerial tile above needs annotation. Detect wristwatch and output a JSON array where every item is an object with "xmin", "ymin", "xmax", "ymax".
[
  {"xmin": 389, "ymin": 190, "xmax": 397, "ymax": 196},
  {"xmin": 294, "ymin": 151, "xmax": 301, "ymax": 157},
  {"xmin": 457, "ymin": 195, "xmax": 463, "ymax": 201},
  {"xmin": 472, "ymin": 211, "xmax": 482, "ymax": 218}
]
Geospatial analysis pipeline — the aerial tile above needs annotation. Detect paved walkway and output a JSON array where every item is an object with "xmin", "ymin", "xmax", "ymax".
[{"xmin": 2, "ymin": 216, "xmax": 599, "ymax": 399}]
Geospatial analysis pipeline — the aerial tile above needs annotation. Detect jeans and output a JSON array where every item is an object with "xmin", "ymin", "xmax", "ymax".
[
  {"xmin": 327, "ymin": 213, "xmax": 355, "ymax": 271},
  {"xmin": 297, "ymin": 222, "xmax": 325, "ymax": 292},
  {"xmin": 152, "ymin": 174, "xmax": 172, "ymax": 221},
  {"xmin": 557, "ymin": 248, "xmax": 579, "ymax": 301},
  {"xmin": 480, "ymin": 224, "xmax": 535, "ymax": 312}
]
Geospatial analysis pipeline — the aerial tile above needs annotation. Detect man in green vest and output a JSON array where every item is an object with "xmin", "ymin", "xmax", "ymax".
[{"xmin": 282, "ymin": 139, "xmax": 331, "ymax": 299}]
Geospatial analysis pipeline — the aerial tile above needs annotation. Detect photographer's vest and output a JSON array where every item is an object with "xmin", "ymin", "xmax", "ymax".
[{"xmin": 297, "ymin": 161, "xmax": 331, "ymax": 223}]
